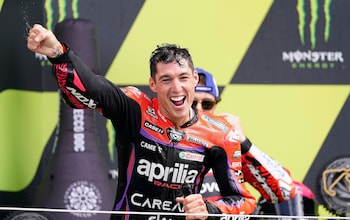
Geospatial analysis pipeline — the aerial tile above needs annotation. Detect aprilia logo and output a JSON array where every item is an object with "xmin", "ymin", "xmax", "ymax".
[{"xmin": 136, "ymin": 159, "xmax": 198, "ymax": 184}]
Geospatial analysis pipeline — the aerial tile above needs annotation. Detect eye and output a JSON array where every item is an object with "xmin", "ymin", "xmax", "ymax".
[
  {"xmin": 160, "ymin": 77, "xmax": 171, "ymax": 83},
  {"xmin": 177, "ymin": 72, "xmax": 191, "ymax": 80},
  {"xmin": 180, "ymin": 75, "xmax": 190, "ymax": 81}
]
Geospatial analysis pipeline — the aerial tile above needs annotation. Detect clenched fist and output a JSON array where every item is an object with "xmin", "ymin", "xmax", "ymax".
[{"xmin": 27, "ymin": 24, "xmax": 63, "ymax": 58}]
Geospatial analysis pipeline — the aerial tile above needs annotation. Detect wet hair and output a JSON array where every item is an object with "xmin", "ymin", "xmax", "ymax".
[{"xmin": 149, "ymin": 43, "xmax": 194, "ymax": 79}]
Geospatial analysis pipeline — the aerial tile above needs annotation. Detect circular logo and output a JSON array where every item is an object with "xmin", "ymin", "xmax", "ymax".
[
  {"xmin": 4, "ymin": 211, "xmax": 52, "ymax": 220},
  {"xmin": 317, "ymin": 156, "xmax": 350, "ymax": 216},
  {"xmin": 64, "ymin": 181, "xmax": 102, "ymax": 218}
]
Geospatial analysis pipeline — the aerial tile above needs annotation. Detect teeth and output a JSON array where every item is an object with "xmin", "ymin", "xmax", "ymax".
[{"xmin": 171, "ymin": 96, "xmax": 184, "ymax": 101}]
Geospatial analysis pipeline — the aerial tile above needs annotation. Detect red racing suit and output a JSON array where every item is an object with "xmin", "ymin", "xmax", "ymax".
[{"xmin": 48, "ymin": 47, "xmax": 256, "ymax": 219}]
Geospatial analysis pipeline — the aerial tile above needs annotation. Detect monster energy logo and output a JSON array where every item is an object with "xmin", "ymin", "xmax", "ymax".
[
  {"xmin": 297, "ymin": 0, "xmax": 331, "ymax": 49},
  {"xmin": 282, "ymin": 0, "xmax": 344, "ymax": 69},
  {"xmin": 44, "ymin": 0, "xmax": 80, "ymax": 30}
]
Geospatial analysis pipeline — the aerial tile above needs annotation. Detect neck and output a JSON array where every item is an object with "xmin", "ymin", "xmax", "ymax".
[{"xmin": 172, "ymin": 108, "xmax": 194, "ymax": 128}]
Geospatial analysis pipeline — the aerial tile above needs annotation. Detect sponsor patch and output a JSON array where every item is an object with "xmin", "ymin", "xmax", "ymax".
[
  {"xmin": 146, "ymin": 106, "xmax": 158, "ymax": 119},
  {"xmin": 140, "ymin": 141, "xmax": 157, "ymax": 152},
  {"xmin": 202, "ymin": 115, "xmax": 227, "ymax": 131},
  {"xmin": 232, "ymin": 150, "xmax": 241, "ymax": 159},
  {"xmin": 186, "ymin": 136, "xmax": 208, "ymax": 147},
  {"xmin": 144, "ymin": 121, "xmax": 164, "ymax": 134},
  {"xmin": 166, "ymin": 127, "xmax": 185, "ymax": 144},
  {"xmin": 179, "ymin": 151, "xmax": 205, "ymax": 162}
]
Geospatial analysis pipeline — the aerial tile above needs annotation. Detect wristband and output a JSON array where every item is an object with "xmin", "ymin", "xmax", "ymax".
[{"xmin": 241, "ymin": 137, "xmax": 252, "ymax": 154}]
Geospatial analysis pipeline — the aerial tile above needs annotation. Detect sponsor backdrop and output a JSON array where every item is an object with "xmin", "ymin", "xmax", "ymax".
[{"xmin": 0, "ymin": 0, "xmax": 349, "ymax": 218}]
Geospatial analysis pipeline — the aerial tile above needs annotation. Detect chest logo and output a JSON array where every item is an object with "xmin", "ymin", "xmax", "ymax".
[
  {"xmin": 179, "ymin": 152, "xmax": 205, "ymax": 162},
  {"xmin": 166, "ymin": 128, "xmax": 185, "ymax": 144}
]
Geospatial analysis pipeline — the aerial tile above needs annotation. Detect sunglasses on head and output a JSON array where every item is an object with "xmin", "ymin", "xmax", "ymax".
[{"xmin": 192, "ymin": 100, "xmax": 217, "ymax": 110}]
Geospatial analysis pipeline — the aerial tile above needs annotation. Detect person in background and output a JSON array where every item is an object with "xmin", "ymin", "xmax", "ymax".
[
  {"xmin": 193, "ymin": 67, "xmax": 317, "ymax": 218},
  {"xmin": 27, "ymin": 24, "xmax": 257, "ymax": 220}
]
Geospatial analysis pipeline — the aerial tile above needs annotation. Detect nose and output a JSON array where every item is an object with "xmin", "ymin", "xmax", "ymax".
[{"xmin": 171, "ymin": 80, "xmax": 182, "ymax": 92}]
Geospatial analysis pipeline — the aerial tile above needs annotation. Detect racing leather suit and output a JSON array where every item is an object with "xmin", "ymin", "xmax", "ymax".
[
  {"xmin": 202, "ymin": 137, "xmax": 296, "ymax": 204},
  {"xmin": 48, "ymin": 46, "xmax": 257, "ymax": 219}
]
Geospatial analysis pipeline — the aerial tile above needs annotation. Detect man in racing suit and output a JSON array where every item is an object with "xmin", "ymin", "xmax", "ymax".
[
  {"xmin": 194, "ymin": 68, "xmax": 296, "ymax": 205},
  {"xmin": 28, "ymin": 24, "xmax": 262, "ymax": 219}
]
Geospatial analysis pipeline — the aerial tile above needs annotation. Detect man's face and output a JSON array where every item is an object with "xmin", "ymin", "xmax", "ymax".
[
  {"xmin": 149, "ymin": 60, "xmax": 198, "ymax": 127},
  {"xmin": 193, "ymin": 91, "xmax": 217, "ymax": 114}
]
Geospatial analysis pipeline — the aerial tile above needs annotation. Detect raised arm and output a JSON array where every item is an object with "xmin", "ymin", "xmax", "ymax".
[
  {"xmin": 27, "ymin": 24, "xmax": 64, "ymax": 58},
  {"xmin": 27, "ymin": 24, "xmax": 139, "ymax": 124}
]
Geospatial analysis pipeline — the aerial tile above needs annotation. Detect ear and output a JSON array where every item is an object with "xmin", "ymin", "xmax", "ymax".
[
  {"xmin": 149, "ymin": 77, "xmax": 157, "ymax": 93},
  {"xmin": 193, "ymin": 69, "xmax": 199, "ymax": 85}
]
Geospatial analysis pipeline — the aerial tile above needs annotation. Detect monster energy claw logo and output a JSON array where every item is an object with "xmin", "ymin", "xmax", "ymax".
[
  {"xmin": 282, "ymin": 0, "xmax": 344, "ymax": 69},
  {"xmin": 297, "ymin": 0, "xmax": 331, "ymax": 49},
  {"xmin": 44, "ymin": 0, "xmax": 80, "ymax": 30}
]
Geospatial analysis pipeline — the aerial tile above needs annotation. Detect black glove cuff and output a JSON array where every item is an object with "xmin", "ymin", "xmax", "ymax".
[{"xmin": 241, "ymin": 137, "xmax": 252, "ymax": 154}]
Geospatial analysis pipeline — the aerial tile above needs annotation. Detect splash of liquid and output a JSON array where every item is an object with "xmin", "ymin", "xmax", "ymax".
[{"xmin": 20, "ymin": 1, "xmax": 34, "ymax": 38}]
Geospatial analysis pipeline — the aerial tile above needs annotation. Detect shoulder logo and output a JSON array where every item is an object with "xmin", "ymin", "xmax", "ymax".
[
  {"xmin": 146, "ymin": 106, "xmax": 158, "ymax": 119},
  {"xmin": 202, "ymin": 115, "xmax": 227, "ymax": 131}
]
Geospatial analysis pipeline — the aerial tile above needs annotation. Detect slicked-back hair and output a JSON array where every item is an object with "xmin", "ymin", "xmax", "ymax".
[{"xmin": 149, "ymin": 43, "xmax": 194, "ymax": 79}]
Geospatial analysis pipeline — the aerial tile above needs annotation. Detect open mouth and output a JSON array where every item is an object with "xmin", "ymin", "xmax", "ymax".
[{"xmin": 170, "ymin": 96, "xmax": 185, "ymax": 106}]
